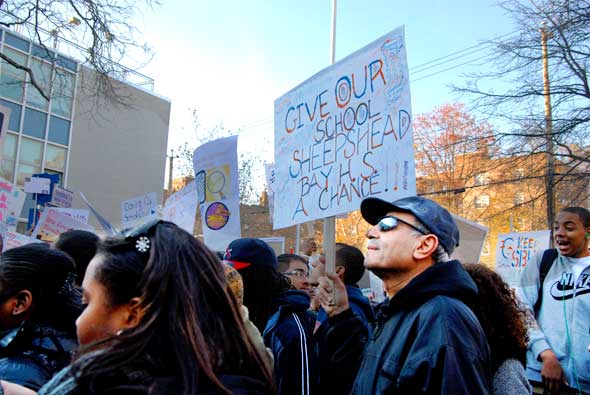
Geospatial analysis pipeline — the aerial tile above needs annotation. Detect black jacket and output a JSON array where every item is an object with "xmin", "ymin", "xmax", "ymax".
[
  {"xmin": 317, "ymin": 260, "xmax": 492, "ymax": 395},
  {"xmin": 263, "ymin": 290, "xmax": 317, "ymax": 395},
  {"xmin": 0, "ymin": 322, "xmax": 77, "ymax": 390}
]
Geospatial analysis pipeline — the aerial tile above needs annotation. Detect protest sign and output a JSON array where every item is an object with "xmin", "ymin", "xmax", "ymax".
[
  {"xmin": 0, "ymin": 105, "xmax": 10, "ymax": 154},
  {"xmin": 273, "ymin": 26, "xmax": 415, "ymax": 229},
  {"xmin": 121, "ymin": 192, "xmax": 158, "ymax": 227},
  {"xmin": 162, "ymin": 181, "xmax": 198, "ymax": 234},
  {"xmin": 2, "ymin": 231, "xmax": 42, "ymax": 252},
  {"xmin": 451, "ymin": 215, "xmax": 489, "ymax": 264},
  {"xmin": 0, "ymin": 176, "xmax": 25, "ymax": 230},
  {"xmin": 193, "ymin": 136, "xmax": 241, "ymax": 251},
  {"xmin": 80, "ymin": 191, "xmax": 118, "ymax": 235},
  {"xmin": 31, "ymin": 208, "xmax": 95, "ymax": 242},
  {"xmin": 495, "ymin": 230, "xmax": 551, "ymax": 287},
  {"xmin": 49, "ymin": 207, "xmax": 90, "ymax": 224},
  {"xmin": 24, "ymin": 176, "xmax": 51, "ymax": 194},
  {"xmin": 50, "ymin": 185, "xmax": 74, "ymax": 208}
]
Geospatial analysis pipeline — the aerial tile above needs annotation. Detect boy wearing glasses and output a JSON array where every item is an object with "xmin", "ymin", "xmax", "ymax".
[
  {"xmin": 315, "ymin": 196, "xmax": 492, "ymax": 394},
  {"xmin": 278, "ymin": 254, "xmax": 310, "ymax": 293}
]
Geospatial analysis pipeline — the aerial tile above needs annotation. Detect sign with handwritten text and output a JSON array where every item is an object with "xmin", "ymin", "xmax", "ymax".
[
  {"xmin": 495, "ymin": 230, "xmax": 551, "ymax": 287},
  {"xmin": 273, "ymin": 26, "xmax": 415, "ymax": 229},
  {"xmin": 121, "ymin": 192, "xmax": 157, "ymax": 227}
]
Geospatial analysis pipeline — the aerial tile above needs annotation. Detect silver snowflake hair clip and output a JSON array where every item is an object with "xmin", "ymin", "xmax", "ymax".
[{"xmin": 135, "ymin": 236, "xmax": 151, "ymax": 253}]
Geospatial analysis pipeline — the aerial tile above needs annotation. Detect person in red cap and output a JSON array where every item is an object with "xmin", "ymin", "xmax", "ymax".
[
  {"xmin": 225, "ymin": 238, "xmax": 317, "ymax": 395},
  {"xmin": 315, "ymin": 196, "xmax": 492, "ymax": 394}
]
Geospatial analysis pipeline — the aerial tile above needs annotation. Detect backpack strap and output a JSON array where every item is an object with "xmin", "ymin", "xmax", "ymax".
[{"xmin": 533, "ymin": 248, "xmax": 558, "ymax": 316}]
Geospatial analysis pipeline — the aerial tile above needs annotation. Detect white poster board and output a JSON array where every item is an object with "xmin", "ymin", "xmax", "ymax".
[
  {"xmin": 0, "ymin": 176, "xmax": 26, "ymax": 230},
  {"xmin": 162, "ymin": 180, "xmax": 198, "ymax": 234},
  {"xmin": 2, "ymin": 231, "xmax": 43, "ymax": 252},
  {"xmin": 193, "ymin": 136, "xmax": 241, "ymax": 251},
  {"xmin": 31, "ymin": 208, "xmax": 96, "ymax": 242},
  {"xmin": 49, "ymin": 207, "xmax": 90, "ymax": 224},
  {"xmin": 273, "ymin": 26, "xmax": 415, "ymax": 229},
  {"xmin": 121, "ymin": 192, "xmax": 158, "ymax": 227},
  {"xmin": 24, "ymin": 176, "xmax": 51, "ymax": 194},
  {"xmin": 451, "ymin": 215, "xmax": 489, "ymax": 264},
  {"xmin": 495, "ymin": 230, "xmax": 551, "ymax": 287},
  {"xmin": 50, "ymin": 185, "xmax": 74, "ymax": 208}
]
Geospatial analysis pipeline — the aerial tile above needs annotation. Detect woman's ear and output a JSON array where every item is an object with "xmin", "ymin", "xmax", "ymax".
[
  {"xmin": 11, "ymin": 290, "xmax": 33, "ymax": 316},
  {"xmin": 123, "ymin": 297, "xmax": 145, "ymax": 329}
]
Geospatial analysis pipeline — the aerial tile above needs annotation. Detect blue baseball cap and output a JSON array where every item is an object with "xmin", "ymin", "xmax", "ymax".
[
  {"xmin": 224, "ymin": 238, "xmax": 278, "ymax": 270},
  {"xmin": 361, "ymin": 196, "xmax": 460, "ymax": 255}
]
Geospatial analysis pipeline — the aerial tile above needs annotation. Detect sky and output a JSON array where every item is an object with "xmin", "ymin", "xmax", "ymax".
[{"xmin": 133, "ymin": 0, "xmax": 516, "ymax": 176}]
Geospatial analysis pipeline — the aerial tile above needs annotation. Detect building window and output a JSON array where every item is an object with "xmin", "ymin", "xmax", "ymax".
[
  {"xmin": 474, "ymin": 173, "xmax": 487, "ymax": 186},
  {"xmin": 16, "ymin": 137, "xmax": 42, "ymax": 185},
  {"xmin": 45, "ymin": 144, "xmax": 67, "ymax": 172},
  {"xmin": 515, "ymin": 168, "xmax": 525, "ymax": 178},
  {"xmin": 22, "ymin": 107, "xmax": 47, "ymax": 139},
  {"xmin": 51, "ymin": 70, "xmax": 75, "ymax": 118},
  {"xmin": 25, "ymin": 59, "xmax": 52, "ymax": 110},
  {"xmin": 0, "ymin": 47, "xmax": 27, "ymax": 102},
  {"xmin": 475, "ymin": 194, "xmax": 490, "ymax": 208},
  {"xmin": 515, "ymin": 191, "xmax": 525, "ymax": 205},
  {"xmin": 0, "ymin": 99, "xmax": 22, "ymax": 132},
  {"xmin": 4, "ymin": 32, "xmax": 30, "ymax": 53},
  {"xmin": 481, "ymin": 241, "xmax": 491, "ymax": 256},
  {"xmin": 0, "ymin": 132, "xmax": 17, "ymax": 182},
  {"xmin": 48, "ymin": 116, "xmax": 70, "ymax": 145}
]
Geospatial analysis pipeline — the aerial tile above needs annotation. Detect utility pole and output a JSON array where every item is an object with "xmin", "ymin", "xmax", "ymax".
[
  {"xmin": 166, "ymin": 149, "xmax": 178, "ymax": 202},
  {"xmin": 541, "ymin": 24, "xmax": 555, "ymax": 233}
]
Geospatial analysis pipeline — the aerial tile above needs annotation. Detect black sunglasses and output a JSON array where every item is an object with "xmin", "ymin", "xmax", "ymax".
[{"xmin": 376, "ymin": 215, "xmax": 429, "ymax": 235}]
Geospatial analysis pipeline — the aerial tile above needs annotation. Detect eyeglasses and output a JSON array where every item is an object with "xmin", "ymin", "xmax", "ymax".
[
  {"xmin": 282, "ymin": 269, "xmax": 309, "ymax": 278},
  {"xmin": 376, "ymin": 215, "xmax": 429, "ymax": 235}
]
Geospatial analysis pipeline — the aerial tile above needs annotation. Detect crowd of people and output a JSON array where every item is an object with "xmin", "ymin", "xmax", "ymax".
[{"xmin": 0, "ymin": 196, "xmax": 587, "ymax": 394}]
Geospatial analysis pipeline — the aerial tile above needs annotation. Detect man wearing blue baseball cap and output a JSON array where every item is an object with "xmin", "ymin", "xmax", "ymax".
[{"xmin": 315, "ymin": 196, "xmax": 492, "ymax": 394}]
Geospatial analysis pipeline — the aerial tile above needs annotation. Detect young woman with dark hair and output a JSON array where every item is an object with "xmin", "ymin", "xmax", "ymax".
[
  {"xmin": 33, "ymin": 220, "xmax": 273, "ymax": 395},
  {"xmin": 0, "ymin": 244, "xmax": 80, "ymax": 391},
  {"xmin": 463, "ymin": 263, "xmax": 531, "ymax": 395}
]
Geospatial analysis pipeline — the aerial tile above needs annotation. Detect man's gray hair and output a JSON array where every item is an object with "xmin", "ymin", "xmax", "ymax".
[{"xmin": 433, "ymin": 244, "xmax": 450, "ymax": 263}]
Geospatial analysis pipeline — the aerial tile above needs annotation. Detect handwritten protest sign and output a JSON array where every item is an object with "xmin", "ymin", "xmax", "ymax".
[
  {"xmin": 2, "ymin": 231, "xmax": 42, "ymax": 252},
  {"xmin": 0, "ymin": 176, "xmax": 25, "ymax": 230},
  {"xmin": 31, "ymin": 208, "xmax": 95, "ymax": 242},
  {"xmin": 49, "ymin": 207, "xmax": 90, "ymax": 224},
  {"xmin": 162, "ymin": 181, "xmax": 198, "ymax": 234},
  {"xmin": 121, "ymin": 192, "xmax": 157, "ymax": 227},
  {"xmin": 495, "ymin": 230, "xmax": 551, "ymax": 287},
  {"xmin": 50, "ymin": 185, "xmax": 74, "ymax": 208},
  {"xmin": 273, "ymin": 26, "xmax": 415, "ymax": 229},
  {"xmin": 193, "ymin": 136, "xmax": 241, "ymax": 251}
]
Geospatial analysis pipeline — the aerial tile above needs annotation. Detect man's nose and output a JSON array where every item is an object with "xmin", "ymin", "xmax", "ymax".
[{"xmin": 366, "ymin": 224, "xmax": 379, "ymax": 239}]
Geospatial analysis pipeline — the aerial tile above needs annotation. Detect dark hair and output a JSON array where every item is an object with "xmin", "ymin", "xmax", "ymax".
[
  {"xmin": 463, "ymin": 264, "xmax": 528, "ymax": 372},
  {"xmin": 560, "ymin": 206, "xmax": 590, "ymax": 227},
  {"xmin": 54, "ymin": 230, "xmax": 100, "ymax": 286},
  {"xmin": 336, "ymin": 243, "xmax": 365, "ymax": 285},
  {"xmin": 72, "ymin": 221, "xmax": 273, "ymax": 394},
  {"xmin": 277, "ymin": 253, "xmax": 307, "ymax": 273},
  {"xmin": 0, "ymin": 243, "xmax": 81, "ymax": 334},
  {"xmin": 239, "ymin": 264, "xmax": 293, "ymax": 332}
]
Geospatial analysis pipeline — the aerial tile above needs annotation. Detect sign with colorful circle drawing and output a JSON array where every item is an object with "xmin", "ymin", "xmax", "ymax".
[{"xmin": 205, "ymin": 201, "xmax": 230, "ymax": 230}]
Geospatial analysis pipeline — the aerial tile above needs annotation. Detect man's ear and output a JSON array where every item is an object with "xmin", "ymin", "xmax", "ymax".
[
  {"xmin": 123, "ymin": 297, "xmax": 145, "ymax": 329},
  {"xmin": 11, "ymin": 290, "xmax": 33, "ymax": 316},
  {"xmin": 413, "ymin": 234, "xmax": 439, "ymax": 261},
  {"xmin": 335, "ymin": 265, "xmax": 345, "ymax": 281}
]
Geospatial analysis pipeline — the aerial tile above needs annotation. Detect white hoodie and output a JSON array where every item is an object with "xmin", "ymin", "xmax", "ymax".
[{"xmin": 516, "ymin": 251, "xmax": 590, "ymax": 393}]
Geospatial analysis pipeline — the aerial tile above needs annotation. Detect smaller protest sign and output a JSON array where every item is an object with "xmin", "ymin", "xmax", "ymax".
[
  {"xmin": 495, "ymin": 230, "xmax": 551, "ymax": 287},
  {"xmin": 2, "ymin": 231, "xmax": 43, "ymax": 252},
  {"xmin": 31, "ymin": 209, "xmax": 96, "ymax": 242},
  {"xmin": 49, "ymin": 207, "xmax": 90, "ymax": 224},
  {"xmin": 24, "ymin": 177, "xmax": 51, "ymax": 194},
  {"xmin": 0, "ymin": 176, "xmax": 25, "ymax": 230},
  {"xmin": 162, "ymin": 181, "xmax": 198, "ymax": 234},
  {"xmin": 50, "ymin": 185, "xmax": 74, "ymax": 208},
  {"xmin": 121, "ymin": 192, "xmax": 158, "ymax": 227}
]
